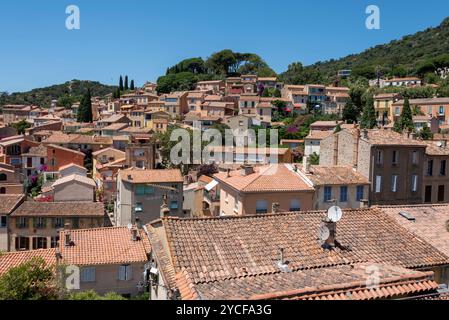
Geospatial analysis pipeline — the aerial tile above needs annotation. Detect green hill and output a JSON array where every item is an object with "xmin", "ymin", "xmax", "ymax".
[
  {"xmin": 282, "ymin": 17, "xmax": 449, "ymax": 84},
  {"xmin": 0, "ymin": 80, "xmax": 117, "ymax": 108}
]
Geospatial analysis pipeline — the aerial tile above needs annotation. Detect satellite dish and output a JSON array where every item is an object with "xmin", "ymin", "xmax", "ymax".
[
  {"xmin": 127, "ymin": 223, "xmax": 133, "ymax": 230},
  {"xmin": 318, "ymin": 224, "xmax": 330, "ymax": 241},
  {"xmin": 327, "ymin": 206, "xmax": 343, "ymax": 222},
  {"xmin": 437, "ymin": 141, "xmax": 443, "ymax": 147}
]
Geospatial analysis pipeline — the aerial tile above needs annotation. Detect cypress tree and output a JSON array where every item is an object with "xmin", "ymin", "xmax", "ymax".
[
  {"xmin": 130, "ymin": 80, "xmax": 135, "ymax": 91},
  {"xmin": 119, "ymin": 76, "xmax": 124, "ymax": 91},
  {"xmin": 400, "ymin": 97, "xmax": 414, "ymax": 133},
  {"xmin": 360, "ymin": 95, "xmax": 377, "ymax": 129},
  {"xmin": 124, "ymin": 76, "xmax": 129, "ymax": 91},
  {"xmin": 77, "ymin": 89, "xmax": 93, "ymax": 123}
]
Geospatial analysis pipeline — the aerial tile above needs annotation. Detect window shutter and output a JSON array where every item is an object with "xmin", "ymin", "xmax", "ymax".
[
  {"xmin": 118, "ymin": 265, "xmax": 125, "ymax": 280},
  {"xmin": 126, "ymin": 265, "xmax": 132, "ymax": 281}
]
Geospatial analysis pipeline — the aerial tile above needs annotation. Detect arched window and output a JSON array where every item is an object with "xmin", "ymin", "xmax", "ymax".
[{"xmin": 0, "ymin": 173, "xmax": 7, "ymax": 182}]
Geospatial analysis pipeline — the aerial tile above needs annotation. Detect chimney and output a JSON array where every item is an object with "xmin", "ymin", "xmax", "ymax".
[
  {"xmin": 241, "ymin": 165, "xmax": 254, "ymax": 176},
  {"xmin": 352, "ymin": 128, "xmax": 361, "ymax": 169},
  {"xmin": 130, "ymin": 227, "xmax": 139, "ymax": 241},
  {"xmin": 323, "ymin": 219, "xmax": 337, "ymax": 248},
  {"xmin": 441, "ymin": 140, "xmax": 447, "ymax": 148},
  {"xmin": 128, "ymin": 174, "xmax": 133, "ymax": 180},
  {"xmin": 302, "ymin": 156, "xmax": 311, "ymax": 173},
  {"xmin": 271, "ymin": 202, "xmax": 280, "ymax": 214},
  {"xmin": 227, "ymin": 168, "xmax": 231, "ymax": 177},
  {"xmin": 160, "ymin": 194, "xmax": 170, "ymax": 218},
  {"xmin": 64, "ymin": 223, "xmax": 73, "ymax": 247},
  {"xmin": 359, "ymin": 199, "xmax": 369, "ymax": 209},
  {"xmin": 361, "ymin": 129, "xmax": 368, "ymax": 139}
]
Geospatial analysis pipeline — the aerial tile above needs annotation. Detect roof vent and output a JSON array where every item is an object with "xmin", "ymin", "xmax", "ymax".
[
  {"xmin": 399, "ymin": 211, "xmax": 416, "ymax": 221},
  {"xmin": 276, "ymin": 248, "xmax": 291, "ymax": 273}
]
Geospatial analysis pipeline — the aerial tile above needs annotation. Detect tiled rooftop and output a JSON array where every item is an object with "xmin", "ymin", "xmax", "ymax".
[
  {"xmin": 11, "ymin": 201, "xmax": 105, "ymax": 217},
  {"xmin": 119, "ymin": 168, "xmax": 183, "ymax": 184}
]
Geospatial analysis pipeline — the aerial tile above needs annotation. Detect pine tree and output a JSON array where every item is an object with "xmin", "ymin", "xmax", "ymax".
[
  {"xmin": 124, "ymin": 76, "xmax": 129, "ymax": 91},
  {"xmin": 130, "ymin": 80, "xmax": 135, "ymax": 91},
  {"xmin": 360, "ymin": 95, "xmax": 377, "ymax": 129},
  {"xmin": 77, "ymin": 89, "xmax": 93, "ymax": 123},
  {"xmin": 119, "ymin": 76, "xmax": 124, "ymax": 91},
  {"xmin": 419, "ymin": 124, "xmax": 434, "ymax": 140}
]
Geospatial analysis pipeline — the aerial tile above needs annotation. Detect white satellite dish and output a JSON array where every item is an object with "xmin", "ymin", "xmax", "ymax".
[
  {"xmin": 318, "ymin": 224, "xmax": 330, "ymax": 241},
  {"xmin": 127, "ymin": 223, "xmax": 133, "ymax": 230},
  {"xmin": 436, "ymin": 141, "xmax": 443, "ymax": 147},
  {"xmin": 327, "ymin": 206, "xmax": 343, "ymax": 222}
]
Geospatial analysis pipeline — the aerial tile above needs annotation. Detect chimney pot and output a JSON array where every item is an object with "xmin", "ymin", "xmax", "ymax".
[
  {"xmin": 302, "ymin": 156, "xmax": 311, "ymax": 173},
  {"xmin": 241, "ymin": 165, "xmax": 254, "ymax": 176},
  {"xmin": 323, "ymin": 219, "xmax": 337, "ymax": 248}
]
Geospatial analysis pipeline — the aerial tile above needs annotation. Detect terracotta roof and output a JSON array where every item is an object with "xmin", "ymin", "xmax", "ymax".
[
  {"xmin": 101, "ymin": 123, "xmax": 129, "ymax": 131},
  {"xmin": 0, "ymin": 249, "xmax": 57, "ymax": 276},
  {"xmin": 58, "ymin": 163, "xmax": 87, "ymax": 172},
  {"xmin": 92, "ymin": 147, "xmax": 126, "ymax": 157},
  {"xmin": 46, "ymin": 144, "xmax": 85, "ymax": 156},
  {"xmin": 21, "ymin": 144, "xmax": 47, "ymax": 157},
  {"xmin": 11, "ymin": 201, "xmax": 105, "ymax": 217},
  {"xmin": 310, "ymin": 121, "xmax": 343, "ymax": 127},
  {"xmin": 59, "ymin": 227, "xmax": 150, "ymax": 266},
  {"xmin": 306, "ymin": 130, "xmax": 333, "ymax": 140},
  {"xmin": 393, "ymin": 98, "xmax": 449, "ymax": 106},
  {"xmin": 424, "ymin": 141, "xmax": 449, "ymax": 156},
  {"xmin": 52, "ymin": 174, "xmax": 96, "ymax": 187},
  {"xmin": 119, "ymin": 168, "xmax": 183, "ymax": 184},
  {"xmin": 214, "ymin": 164, "xmax": 313, "ymax": 193},
  {"xmin": 151, "ymin": 207, "xmax": 449, "ymax": 300},
  {"xmin": 176, "ymin": 263, "xmax": 438, "ymax": 300},
  {"xmin": 379, "ymin": 204, "xmax": 449, "ymax": 258},
  {"xmin": 355, "ymin": 129, "xmax": 427, "ymax": 146},
  {"xmin": 307, "ymin": 166, "xmax": 369, "ymax": 186},
  {"xmin": 0, "ymin": 194, "xmax": 25, "ymax": 214}
]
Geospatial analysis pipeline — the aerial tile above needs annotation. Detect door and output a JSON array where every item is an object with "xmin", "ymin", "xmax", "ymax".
[
  {"xmin": 425, "ymin": 186, "xmax": 432, "ymax": 203},
  {"xmin": 438, "ymin": 185, "xmax": 445, "ymax": 202}
]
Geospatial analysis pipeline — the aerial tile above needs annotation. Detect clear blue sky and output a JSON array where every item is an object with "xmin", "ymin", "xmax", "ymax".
[{"xmin": 1, "ymin": 0, "xmax": 449, "ymax": 93}]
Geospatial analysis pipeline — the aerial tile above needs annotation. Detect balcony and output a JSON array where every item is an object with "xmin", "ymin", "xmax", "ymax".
[{"xmin": 204, "ymin": 190, "xmax": 220, "ymax": 204}]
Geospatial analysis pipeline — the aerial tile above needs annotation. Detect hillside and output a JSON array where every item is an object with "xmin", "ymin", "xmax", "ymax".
[
  {"xmin": 291, "ymin": 17, "xmax": 449, "ymax": 83},
  {"xmin": 0, "ymin": 80, "xmax": 117, "ymax": 108}
]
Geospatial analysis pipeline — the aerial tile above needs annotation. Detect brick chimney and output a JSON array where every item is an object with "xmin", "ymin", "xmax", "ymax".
[
  {"xmin": 323, "ymin": 219, "xmax": 337, "ymax": 248},
  {"xmin": 271, "ymin": 202, "xmax": 280, "ymax": 214},
  {"xmin": 302, "ymin": 156, "xmax": 311, "ymax": 173}
]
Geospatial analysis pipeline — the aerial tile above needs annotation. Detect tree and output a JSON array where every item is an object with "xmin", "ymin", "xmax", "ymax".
[
  {"xmin": 360, "ymin": 95, "xmax": 377, "ymax": 129},
  {"xmin": 197, "ymin": 163, "xmax": 219, "ymax": 179},
  {"xmin": 124, "ymin": 76, "xmax": 129, "ymax": 91},
  {"xmin": 309, "ymin": 152, "xmax": 320, "ymax": 165},
  {"xmin": 130, "ymin": 80, "xmax": 135, "ymax": 90},
  {"xmin": 419, "ymin": 124, "xmax": 434, "ymax": 140},
  {"xmin": 342, "ymin": 100, "xmax": 358, "ymax": 124},
  {"xmin": 119, "ymin": 76, "xmax": 124, "ymax": 91},
  {"xmin": 0, "ymin": 258, "xmax": 58, "ymax": 300},
  {"xmin": 57, "ymin": 94, "xmax": 79, "ymax": 109},
  {"xmin": 77, "ymin": 89, "xmax": 93, "ymax": 123},
  {"xmin": 394, "ymin": 97, "xmax": 414, "ymax": 133},
  {"xmin": 11, "ymin": 119, "xmax": 32, "ymax": 134}
]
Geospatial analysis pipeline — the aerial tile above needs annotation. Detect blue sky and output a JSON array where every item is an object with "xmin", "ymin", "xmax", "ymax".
[{"xmin": 1, "ymin": 0, "xmax": 449, "ymax": 92}]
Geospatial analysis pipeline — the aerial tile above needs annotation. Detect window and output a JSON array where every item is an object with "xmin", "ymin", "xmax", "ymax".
[
  {"xmin": 339, "ymin": 186, "xmax": 348, "ymax": 202},
  {"xmin": 0, "ymin": 173, "xmax": 7, "ymax": 181},
  {"xmin": 53, "ymin": 218, "xmax": 64, "ymax": 229},
  {"xmin": 440, "ymin": 160, "xmax": 447, "ymax": 176},
  {"xmin": 376, "ymin": 150, "xmax": 383, "ymax": 165},
  {"xmin": 34, "ymin": 217, "xmax": 46, "ymax": 229},
  {"xmin": 439, "ymin": 106, "xmax": 445, "ymax": 115},
  {"xmin": 425, "ymin": 186, "xmax": 432, "ymax": 203},
  {"xmin": 170, "ymin": 201, "xmax": 179, "ymax": 210},
  {"xmin": 392, "ymin": 150, "xmax": 399, "ymax": 164},
  {"xmin": 375, "ymin": 176, "xmax": 382, "ymax": 193},
  {"xmin": 72, "ymin": 217, "xmax": 79, "ymax": 229},
  {"xmin": 411, "ymin": 175, "xmax": 418, "ymax": 192},
  {"xmin": 118, "ymin": 265, "xmax": 132, "ymax": 281},
  {"xmin": 427, "ymin": 160, "xmax": 434, "ymax": 176},
  {"xmin": 0, "ymin": 216, "xmax": 6, "ymax": 228},
  {"xmin": 412, "ymin": 151, "xmax": 418, "ymax": 165},
  {"xmin": 51, "ymin": 236, "xmax": 59, "ymax": 248},
  {"xmin": 391, "ymin": 175, "xmax": 398, "ymax": 193},
  {"xmin": 134, "ymin": 202, "xmax": 143, "ymax": 213},
  {"xmin": 234, "ymin": 197, "xmax": 239, "ymax": 212},
  {"xmin": 16, "ymin": 217, "xmax": 28, "ymax": 229},
  {"xmin": 15, "ymin": 237, "xmax": 29, "ymax": 251},
  {"xmin": 356, "ymin": 186, "xmax": 364, "ymax": 202},
  {"xmin": 80, "ymin": 267, "xmax": 96, "ymax": 283},
  {"xmin": 395, "ymin": 107, "xmax": 400, "ymax": 116},
  {"xmin": 0, "ymin": 187, "xmax": 5, "ymax": 194},
  {"xmin": 438, "ymin": 185, "xmax": 445, "ymax": 202},
  {"xmin": 290, "ymin": 199, "xmax": 301, "ymax": 211},
  {"xmin": 324, "ymin": 186, "xmax": 332, "ymax": 202},
  {"xmin": 32, "ymin": 237, "xmax": 47, "ymax": 250},
  {"xmin": 256, "ymin": 200, "xmax": 268, "ymax": 214},
  {"xmin": 40, "ymin": 158, "xmax": 45, "ymax": 165}
]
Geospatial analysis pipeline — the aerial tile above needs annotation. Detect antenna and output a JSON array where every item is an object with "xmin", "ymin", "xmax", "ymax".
[{"xmin": 327, "ymin": 206, "xmax": 343, "ymax": 223}]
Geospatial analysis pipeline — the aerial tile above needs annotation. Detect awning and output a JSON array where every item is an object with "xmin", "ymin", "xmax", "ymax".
[{"xmin": 204, "ymin": 179, "xmax": 219, "ymax": 191}]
